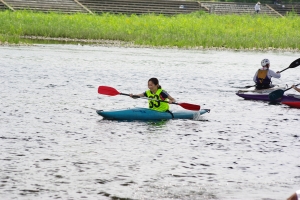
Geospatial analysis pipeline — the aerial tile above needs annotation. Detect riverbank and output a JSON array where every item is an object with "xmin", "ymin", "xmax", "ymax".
[{"xmin": 0, "ymin": 10, "xmax": 300, "ymax": 50}]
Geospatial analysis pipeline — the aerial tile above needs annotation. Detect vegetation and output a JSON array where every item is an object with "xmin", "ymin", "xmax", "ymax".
[
  {"xmin": 0, "ymin": 10, "xmax": 300, "ymax": 49},
  {"xmin": 190, "ymin": 0, "xmax": 298, "ymax": 3}
]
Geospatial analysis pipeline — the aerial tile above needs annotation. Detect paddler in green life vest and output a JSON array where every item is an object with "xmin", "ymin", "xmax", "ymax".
[
  {"xmin": 130, "ymin": 78, "xmax": 176, "ymax": 112},
  {"xmin": 253, "ymin": 58, "xmax": 281, "ymax": 89}
]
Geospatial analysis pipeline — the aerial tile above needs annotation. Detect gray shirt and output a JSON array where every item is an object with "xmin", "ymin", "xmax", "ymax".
[{"xmin": 253, "ymin": 67, "xmax": 281, "ymax": 83}]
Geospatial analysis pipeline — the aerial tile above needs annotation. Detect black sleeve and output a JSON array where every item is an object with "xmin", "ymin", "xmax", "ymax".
[{"xmin": 160, "ymin": 90, "xmax": 169, "ymax": 99}]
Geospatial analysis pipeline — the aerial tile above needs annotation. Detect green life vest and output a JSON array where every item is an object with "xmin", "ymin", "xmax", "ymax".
[{"xmin": 146, "ymin": 89, "xmax": 169, "ymax": 112}]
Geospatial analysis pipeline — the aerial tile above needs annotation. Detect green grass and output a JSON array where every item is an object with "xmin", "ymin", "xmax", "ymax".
[{"xmin": 0, "ymin": 10, "xmax": 299, "ymax": 49}]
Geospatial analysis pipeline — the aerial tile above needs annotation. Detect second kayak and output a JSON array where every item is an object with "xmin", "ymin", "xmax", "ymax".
[
  {"xmin": 236, "ymin": 92, "xmax": 286, "ymax": 102},
  {"xmin": 236, "ymin": 85, "xmax": 287, "ymax": 102},
  {"xmin": 281, "ymin": 95, "xmax": 300, "ymax": 108}
]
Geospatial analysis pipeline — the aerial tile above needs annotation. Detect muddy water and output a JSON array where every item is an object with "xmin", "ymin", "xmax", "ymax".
[{"xmin": 0, "ymin": 45, "xmax": 299, "ymax": 200}]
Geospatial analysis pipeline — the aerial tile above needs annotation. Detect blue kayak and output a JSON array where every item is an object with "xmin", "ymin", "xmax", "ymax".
[{"xmin": 96, "ymin": 107, "xmax": 210, "ymax": 120}]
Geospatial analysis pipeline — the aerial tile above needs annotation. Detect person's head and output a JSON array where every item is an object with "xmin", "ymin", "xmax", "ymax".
[
  {"xmin": 261, "ymin": 58, "xmax": 270, "ymax": 68},
  {"xmin": 257, "ymin": 2, "xmax": 261, "ymax": 4},
  {"xmin": 148, "ymin": 78, "xmax": 161, "ymax": 92}
]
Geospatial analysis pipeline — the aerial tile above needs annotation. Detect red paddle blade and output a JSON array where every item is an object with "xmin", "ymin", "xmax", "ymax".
[
  {"xmin": 98, "ymin": 86, "xmax": 120, "ymax": 96},
  {"xmin": 177, "ymin": 103, "xmax": 201, "ymax": 111}
]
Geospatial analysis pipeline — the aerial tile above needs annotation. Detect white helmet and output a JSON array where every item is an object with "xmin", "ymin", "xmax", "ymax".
[{"xmin": 261, "ymin": 59, "xmax": 270, "ymax": 67}]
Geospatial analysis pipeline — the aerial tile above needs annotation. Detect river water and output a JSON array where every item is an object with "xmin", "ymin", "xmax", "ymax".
[{"xmin": 0, "ymin": 44, "xmax": 299, "ymax": 200}]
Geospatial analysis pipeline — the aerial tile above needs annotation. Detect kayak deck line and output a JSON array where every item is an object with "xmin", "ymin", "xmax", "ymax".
[{"xmin": 96, "ymin": 107, "xmax": 210, "ymax": 121}]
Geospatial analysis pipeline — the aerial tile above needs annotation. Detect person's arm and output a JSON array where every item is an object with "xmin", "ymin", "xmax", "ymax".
[
  {"xmin": 292, "ymin": 85, "xmax": 300, "ymax": 93},
  {"xmin": 268, "ymin": 70, "xmax": 281, "ymax": 78},
  {"xmin": 253, "ymin": 71, "xmax": 258, "ymax": 83},
  {"xmin": 167, "ymin": 95, "xmax": 176, "ymax": 104},
  {"xmin": 287, "ymin": 190, "xmax": 300, "ymax": 200},
  {"xmin": 161, "ymin": 91, "xmax": 176, "ymax": 103},
  {"xmin": 287, "ymin": 192, "xmax": 297, "ymax": 200}
]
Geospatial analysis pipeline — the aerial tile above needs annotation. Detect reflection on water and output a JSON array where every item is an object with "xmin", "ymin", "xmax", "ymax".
[
  {"xmin": 146, "ymin": 120, "xmax": 168, "ymax": 127},
  {"xmin": 0, "ymin": 44, "xmax": 299, "ymax": 200}
]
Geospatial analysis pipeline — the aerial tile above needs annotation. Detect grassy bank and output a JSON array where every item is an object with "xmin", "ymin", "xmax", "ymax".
[{"xmin": 0, "ymin": 10, "xmax": 299, "ymax": 49}]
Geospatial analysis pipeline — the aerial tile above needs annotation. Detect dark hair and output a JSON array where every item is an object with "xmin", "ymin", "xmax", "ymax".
[{"xmin": 148, "ymin": 77, "xmax": 161, "ymax": 89}]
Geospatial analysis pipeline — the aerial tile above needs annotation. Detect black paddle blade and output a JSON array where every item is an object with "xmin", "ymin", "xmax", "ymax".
[
  {"xmin": 279, "ymin": 58, "xmax": 300, "ymax": 73},
  {"xmin": 289, "ymin": 58, "xmax": 300, "ymax": 68},
  {"xmin": 268, "ymin": 89, "xmax": 284, "ymax": 102}
]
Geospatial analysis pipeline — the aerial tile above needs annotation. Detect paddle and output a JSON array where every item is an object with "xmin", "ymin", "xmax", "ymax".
[
  {"xmin": 98, "ymin": 86, "xmax": 201, "ymax": 111},
  {"xmin": 268, "ymin": 83, "xmax": 300, "ymax": 102},
  {"xmin": 279, "ymin": 58, "xmax": 300, "ymax": 73},
  {"xmin": 244, "ymin": 58, "xmax": 300, "ymax": 88}
]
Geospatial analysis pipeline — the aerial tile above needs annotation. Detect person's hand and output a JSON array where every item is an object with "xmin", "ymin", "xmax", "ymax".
[
  {"xmin": 292, "ymin": 85, "xmax": 295, "ymax": 89},
  {"xmin": 276, "ymin": 71, "xmax": 280, "ymax": 73},
  {"xmin": 169, "ymin": 99, "xmax": 176, "ymax": 104},
  {"xmin": 130, "ymin": 94, "xmax": 139, "ymax": 99}
]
